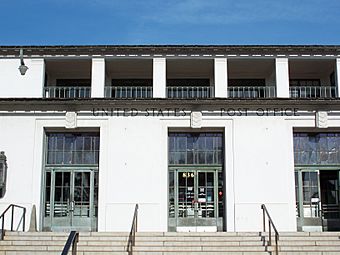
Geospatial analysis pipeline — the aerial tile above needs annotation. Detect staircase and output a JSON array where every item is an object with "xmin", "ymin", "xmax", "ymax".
[{"xmin": 0, "ymin": 231, "xmax": 340, "ymax": 255}]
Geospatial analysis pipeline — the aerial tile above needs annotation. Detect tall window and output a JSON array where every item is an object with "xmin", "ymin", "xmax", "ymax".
[
  {"xmin": 46, "ymin": 133, "xmax": 100, "ymax": 165},
  {"xmin": 302, "ymin": 172, "xmax": 319, "ymax": 203},
  {"xmin": 294, "ymin": 133, "xmax": 340, "ymax": 165},
  {"xmin": 168, "ymin": 133, "xmax": 223, "ymax": 165}
]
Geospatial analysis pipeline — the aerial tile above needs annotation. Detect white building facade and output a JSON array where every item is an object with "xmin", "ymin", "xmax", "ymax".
[{"xmin": 0, "ymin": 45, "xmax": 339, "ymax": 233}]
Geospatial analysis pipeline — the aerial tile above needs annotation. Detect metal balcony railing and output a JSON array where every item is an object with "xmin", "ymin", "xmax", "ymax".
[
  {"xmin": 105, "ymin": 86, "xmax": 152, "ymax": 99},
  {"xmin": 44, "ymin": 86, "xmax": 91, "ymax": 98},
  {"xmin": 228, "ymin": 86, "xmax": 276, "ymax": 98},
  {"xmin": 289, "ymin": 86, "xmax": 337, "ymax": 98},
  {"xmin": 166, "ymin": 86, "xmax": 214, "ymax": 99}
]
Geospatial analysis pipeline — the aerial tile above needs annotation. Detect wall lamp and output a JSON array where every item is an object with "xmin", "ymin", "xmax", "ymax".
[{"xmin": 18, "ymin": 48, "xmax": 28, "ymax": 75}]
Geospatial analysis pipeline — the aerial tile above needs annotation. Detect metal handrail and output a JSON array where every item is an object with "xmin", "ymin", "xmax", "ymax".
[
  {"xmin": 261, "ymin": 204, "xmax": 279, "ymax": 255},
  {"xmin": 61, "ymin": 231, "xmax": 79, "ymax": 255},
  {"xmin": 289, "ymin": 86, "xmax": 337, "ymax": 98},
  {"xmin": 228, "ymin": 86, "xmax": 276, "ymax": 98},
  {"xmin": 44, "ymin": 86, "xmax": 91, "ymax": 98},
  {"xmin": 166, "ymin": 86, "xmax": 214, "ymax": 98},
  {"xmin": 0, "ymin": 204, "xmax": 26, "ymax": 240},
  {"xmin": 127, "ymin": 204, "xmax": 139, "ymax": 255},
  {"xmin": 105, "ymin": 86, "xmax": 153, "ymax": 98}
]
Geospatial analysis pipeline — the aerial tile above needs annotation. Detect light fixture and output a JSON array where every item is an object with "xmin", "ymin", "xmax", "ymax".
[{"xmin": 18, "ymin": 48, "xmax": 28, "ymax": 75}]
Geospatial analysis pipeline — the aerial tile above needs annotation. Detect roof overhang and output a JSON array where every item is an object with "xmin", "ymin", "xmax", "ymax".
[
  {"xmin": 0, "ymin": 98, "xmax": 339, "ymax": 112},
  {"xmin": 1, "ymin": 45, "xmax": 340, "ymax": 58}
]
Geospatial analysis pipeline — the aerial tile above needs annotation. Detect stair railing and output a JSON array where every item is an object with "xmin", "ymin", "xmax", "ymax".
[
  {"xmin": 261, "ymin": 204, "xmax": 279, "ymax": 255},
  {"xmin": 0, "ymin": 204, "xmax": 26, "ymax": 240},
  {"xmin": 127, "ymin": 204, "xmax": 139, "ymax": 255},
  {"xmin": 61, "ymin": 231, "xmax": 79, "ymax": 255}
]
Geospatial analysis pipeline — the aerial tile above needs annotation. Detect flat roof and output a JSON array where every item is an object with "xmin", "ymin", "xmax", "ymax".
[{"xmin": 1, "ymin": 45, "xmax": 340, "ymax": 57}]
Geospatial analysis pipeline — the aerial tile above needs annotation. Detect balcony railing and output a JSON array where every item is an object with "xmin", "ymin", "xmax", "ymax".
[
  {"xmin": 167, "ymin": 86, "xmax": 214, "ymax": 99},
  {"xmin": 289, "ymin": 86, "xmax": 337, "ymax": 98},
  {"xmin": 105, "ymin": 86, "xmax": 152, "ymax": 98},
  {"xmin": 44, "ymin": 86, "xmax": 91, "ymax": 98},
  {"xmin": 228, "ymin": 86, "xmax": 276, "ymax": 98}
]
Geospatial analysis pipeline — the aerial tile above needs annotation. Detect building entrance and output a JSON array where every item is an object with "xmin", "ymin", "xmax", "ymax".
[
  {"xmin": 43, "ymin": 169, "xmax": 98, "ymax": 231},
  {"xmin": 42, "ymin": 132, "xmax": 100, "ymax": 231},
  {"xmin": 295, "ymin": 169, "xmax": 340, "ymax": 231},
  {"xmin": 294, "ymin": 133, "xmax": 340, "ymax": 231},
  {"xmin": 169, "ymin": 168, "xmax": 223, "ymax": 232},
  {"xmin": 168, "ymin": 132, "xmax": 224, "ymax": 232}
]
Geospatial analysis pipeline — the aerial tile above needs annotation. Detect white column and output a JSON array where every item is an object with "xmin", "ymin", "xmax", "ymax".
[
  {"xmin": 153, "ymin": 58, "xmax": 166, "ymax": 98},
  {"xmin": 275, "ymin": 58, "xmax": 290, "ymax": 98},
  {"xmin": 214, "ymin": 58, "xmax": 228, "ymax": 98},
  {"xmin": 91, "ymin": 58, "xmax": 105, "ymax": 98},
  {"xmin": 31, "ymin": 59, "xmax": 45, "ymax": 97},
  {"xmin": 336, "ymin": 58, "xmax": 340, "ymax": 97}
]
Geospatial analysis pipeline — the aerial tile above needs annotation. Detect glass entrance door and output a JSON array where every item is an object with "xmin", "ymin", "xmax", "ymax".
[
  {"xmin": 295, "ymin": 170, "xmax": 322, "ymax": 231},
  {"xmin": 43, "ymin": 169, "xmax": 98, "ymax": 231},
  {"xmin": 172, "ymin": 169, "xmax": 221, "ymax": 232},
  {"xmin": 295, "ymin": 169, "xmax": 340, "ymax": 231}
]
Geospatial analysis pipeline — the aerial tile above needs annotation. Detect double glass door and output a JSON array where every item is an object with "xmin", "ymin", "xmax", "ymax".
[
  {"xmin": 295, "ymin": 169, "xmax": 340, "ymax": 231},
  {"xmin": 43, "ymin": 169, "xmax": 98, "ymax": 231},
  {"xmin": 169, "ymin": 169, "xmax": 223, "ymax": 232}
]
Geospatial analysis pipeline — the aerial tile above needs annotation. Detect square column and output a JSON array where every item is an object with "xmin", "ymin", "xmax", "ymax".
[
  {"xmin": 153, "ymin": 58, "xmax": 166, "ymax": 98},
  {"xmin": 336, "ymin": 59, "xmax": 340, "ymax": 97},
  {"xmin": 276, "ymin": 58, "xmax": 290, "ymax": 98},
  {"xmin": 91, "ymin": 58, "xmax": 105, "ymax": 98},
  {"xmin": 31, "ymin": 59, "xmax": 45, "ymax": 97},
  {"xmin": 214, "ymin": 58, "xmax": 228, "ymax": 98}
]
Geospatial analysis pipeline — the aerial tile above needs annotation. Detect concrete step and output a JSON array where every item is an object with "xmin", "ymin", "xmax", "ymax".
[
  {"xmin": 132, "ymin": 253, "xmax": 269, "ymax": 255},
  {"xmin": 0, "ymin": 245, "xmax": 268, "ymax": 252},
  {"xmin": 279, "ymin": 253, "xmax": 340, "ymax": 255},
  {"xmin": 0, "ymin": 252, "xmax": 128, "ymax": 255},
  {"xmin": 4, "ymin": 231, "xmax": 263, "ymax": 237},
  {"xmin": 0, "ymin": 240, "xmax": 266, "ymax": 247},
  {"xmin": 1, "ymin": 252, "xmax": 339, "ymax": 255},
  {"xmin": 133, "ymin": 246, "xmax": 267, "ymax": 252},
  {"xmin": 279, "ymin": 246, "xmax": 340, "ymax": 252},
  {"xmin": 4, "ymin": 230, "xmax": 340, "ymax": 237},
  {"xmin": 3, "ymin": 231, "xmax": 340, "ymax": 255},
  {"xmin": 278, "ymin": 240, "xmax": 340, "ymax": 246},
  {"xmin": 132, "ymin": 253, "xmax": 340, "ymax": 255},
  {"xmin": 274, "ymin": 236, "xmax": 340, "ymax": 241},
  {"xmin": 0, "ymin": 245, "xmax": 127, "ymax": 251},
  {"xmin": 4, "ymin": 235, "xmax": 261, "ymax": 242}
]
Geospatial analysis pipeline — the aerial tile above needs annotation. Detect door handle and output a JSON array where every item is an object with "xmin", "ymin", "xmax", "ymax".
[
  {"xmin": 69, "ymin": 201, "xmax": 75, "ymax": 212},
  {"xmin": 194, "ymin": 201, "xmax": 199, "ymax": 212}
]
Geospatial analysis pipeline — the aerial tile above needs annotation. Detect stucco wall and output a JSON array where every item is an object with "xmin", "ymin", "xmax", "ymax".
[
  {"xmin": 0, "ymin": 59, "xmax": 45, "ymax": 98},
  {"xmin": 0, "ymin": 113, "xmax": 314, "ymax": 232}
]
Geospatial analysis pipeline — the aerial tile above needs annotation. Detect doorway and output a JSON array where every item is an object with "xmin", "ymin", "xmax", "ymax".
[
  {"xmin": 168, "ymin": 132, "xmax": 224, "ymax": 232},
  {"xmin": 43, "ymin": 168, "xmax": 98, "ymax": 231},
  {"xmin": 169, "ymin": 168, "xmax": 224, "ymax": 232},
  {"xmin": 295, "ymin": 169, "xmax": 340, "ymax": 231},
  {"xmin": 320, "ymin": 170, "xmax": 340, "ymax": 230}
]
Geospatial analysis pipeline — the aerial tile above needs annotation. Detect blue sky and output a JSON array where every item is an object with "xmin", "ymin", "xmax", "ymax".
[{"xmin": 1, "ymin": 0, "xmax": 340, "ymax": 45}]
